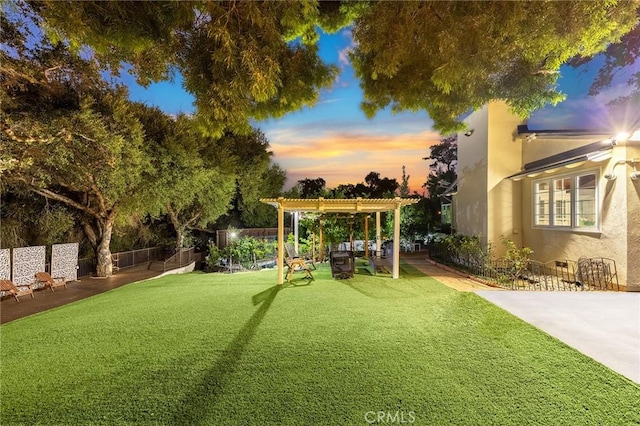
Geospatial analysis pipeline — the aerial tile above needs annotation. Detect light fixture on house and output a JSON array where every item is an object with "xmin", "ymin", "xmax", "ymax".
[
  {"xmin": 615, "ymin": 131, "xmax": 630, "ymax": 142},
  {"xmin": 630, "ymin": 171, "xmax": 640, "ymax": 181},
  {"xmin": 464, "ymin": 129, "xmax": 474, "ymax": 137},
  {"xmin": 604, "ymin": 172, "xmax": 617, "ymax": 181}
]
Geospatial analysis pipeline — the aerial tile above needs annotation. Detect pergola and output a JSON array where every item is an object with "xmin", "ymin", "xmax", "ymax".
[{"xmin": 260, "ymin": 197, "xmax": 420, "ymax": 284}]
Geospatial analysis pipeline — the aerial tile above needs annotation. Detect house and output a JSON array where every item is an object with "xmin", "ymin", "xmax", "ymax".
[{"xmin": 449, "ymin": 101, "xmax": 640, "ymax": 291}]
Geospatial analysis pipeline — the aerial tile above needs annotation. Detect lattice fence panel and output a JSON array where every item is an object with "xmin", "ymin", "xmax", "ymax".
[
  {"xmin": 12, "ymin": 246, "xmax": 45, "ymax": 287},
  {"xmin": 0, "ymin": 248, "xmax": 10, "ymax": 297},
  {"xmin": 51, "ymin": 243, "xmax": 79, "ymax": 282},
  {"xmin": 0, "ymin": 248, "xmax": 10, "ymax": 280}
]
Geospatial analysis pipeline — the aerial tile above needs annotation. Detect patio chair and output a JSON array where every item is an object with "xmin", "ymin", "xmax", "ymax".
[
  {"xmin": 0, "ymin": 279, "xmax": 34, "ymax": 302},
  {"xmin": 330, "ymin": 251, "xmax": 355, "ymax": 279},
  {"xmin": 285, "ymin": 243, "xmax": 316, "ymax": 270},
  {"xmin": 34, "ymin": 272, "xmax": 67, "ymax": 292},
  {"xmin": 284, "ymin": 244, "xmax": 314, "ymax": 282}
]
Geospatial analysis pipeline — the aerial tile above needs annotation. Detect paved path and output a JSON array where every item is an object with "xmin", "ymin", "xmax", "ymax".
[
  {"xmin": 477, "ymin": 291, "xmax": 640, "ymax": 384},
  {"xmin": 403, "ymin": 254, "xmax": 498, "ymax": 292}
]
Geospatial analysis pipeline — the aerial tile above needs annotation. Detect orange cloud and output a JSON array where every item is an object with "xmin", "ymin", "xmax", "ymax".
[{"xmin": 269, "ymin": 128, "xmax": 441, "ymax": 194}]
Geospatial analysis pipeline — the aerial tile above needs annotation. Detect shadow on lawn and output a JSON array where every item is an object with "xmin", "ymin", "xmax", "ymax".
[
  {"xmin": 334, "ymin": 260, "xmax": 428, "ymax": 299},
  {"xmin": 170, "ymin": 284, "xmax": 281, "ymax": 425}
]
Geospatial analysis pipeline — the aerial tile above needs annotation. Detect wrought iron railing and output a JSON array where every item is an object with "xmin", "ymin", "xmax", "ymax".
[{"xmin": 427, "ymin": 243, "xmax": 619, "ymax": 291}]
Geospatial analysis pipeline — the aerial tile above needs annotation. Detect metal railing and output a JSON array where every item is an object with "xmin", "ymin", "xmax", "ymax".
[
  {"xmin": 111, "ymin": 247, "xmax": 165, "ymax": 271},
  {"xmin": 427, "ymin": 243, "xmax": 619, "ymax": 291},
  {"xmin": 156, "ymin": 247, "xmax": 194, "ymax": 272}
]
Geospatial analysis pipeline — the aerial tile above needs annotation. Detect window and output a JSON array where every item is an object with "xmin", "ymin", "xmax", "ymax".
[
  {"xmin": 533, "ymin": 171, "xmax": 598, "ymax": 230},
  {"xmin": 441, "ymin": 203, "xmax": 452, "ymax": 225}
]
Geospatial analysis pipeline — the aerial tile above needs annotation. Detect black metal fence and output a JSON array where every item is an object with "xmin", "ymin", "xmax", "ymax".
[{"xmin": 427, "ymin": 244, "xmax": 619, "ymax": 291}]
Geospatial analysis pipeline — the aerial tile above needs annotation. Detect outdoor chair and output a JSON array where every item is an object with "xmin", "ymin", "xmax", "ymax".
[
  {"xmin": 330, "ymin": 251, "xmax": 355, "ymax": 279},
  {"xmin": 0, "ymin": 279, "xmax": 34, "ymax": 302},
  {"xmin": 285, "ymin": 243, "xmax": 316, "ymax": 270},
  {"xmin": 34, "ymin": 272, "xmax": 67, "ymax": 292},
  {"xmin": 284, "ymin": 244, "xmax": 314, "ymax": 282}
]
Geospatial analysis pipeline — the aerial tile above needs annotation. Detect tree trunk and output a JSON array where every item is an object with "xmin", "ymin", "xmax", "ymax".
[
  {"xmin": 81, "ymin": 215, "xmax": 114, "ymax": 277},
  {"xmin": 95, "ymin": 220, "xmax": 114, "ymax": 277},
  {"xmin": 176, "ymin": 227, "xmax": 184, "ymax": 249}
]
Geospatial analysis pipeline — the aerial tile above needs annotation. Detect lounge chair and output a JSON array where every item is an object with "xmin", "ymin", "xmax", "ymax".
[
  {"xmin": 285, "ymin": 243, "xmax": 316, "ymax": 270},
  {"xmin": 0, "ymin": 279, "xmax": 34, "ymax": 302},
  {"xmin": 284, "ymin": 244, "xmax": 314, "ymax": 282},
  {"xmin": 34, "ymin": 272, "xmax": 67, "ymax": 292}
]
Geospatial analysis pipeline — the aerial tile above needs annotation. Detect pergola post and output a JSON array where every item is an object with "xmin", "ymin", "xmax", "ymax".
[
  {"xmin": 393, "ymin": 199, "xmax": 401, "ymax": 279},
  {"xmin": 293, "ymin": 211, "xmax": 299, "ymax": 254},
  {"xmin": 364, "ymin": 215, "xmax": 369, "ymax": 258},
  {"xmin": 277, "ymin": 198, "xmax": 285, "ymax": 285},
  {"xmin": 319, "ymin": 219, "xmax": 324, "ymax": 262},
  {"xmin": 375, "ymin": 212, "xmax": 381, "ymax": 258}
]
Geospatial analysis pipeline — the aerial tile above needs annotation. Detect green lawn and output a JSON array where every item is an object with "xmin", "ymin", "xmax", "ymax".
[{"xmin": 1, "ymin": 263, "xmax": 639, "ymax": 425}]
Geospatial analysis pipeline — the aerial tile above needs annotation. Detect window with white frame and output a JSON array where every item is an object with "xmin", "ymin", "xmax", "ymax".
[{"xmin": 533, "ymin": 171, "xmax": 598, "ymax": 229}]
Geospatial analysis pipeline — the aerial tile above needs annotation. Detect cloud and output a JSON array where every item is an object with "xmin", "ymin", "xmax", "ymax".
[
  {"xmin": 267, "ymin": 125, "xmax": 440, "ymax": 193},
  {"xmin": 338, "ymin": 47, "xmax": 353, "ymax": 68},
  {"xmin": 337, "ymin": 27, "xmax": 356, "ymax": 68}
]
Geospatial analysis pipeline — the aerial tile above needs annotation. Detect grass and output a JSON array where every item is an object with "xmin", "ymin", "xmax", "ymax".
[{"xmin": 1, "ymin": 262, "xmax": 639, "ymax": 425}]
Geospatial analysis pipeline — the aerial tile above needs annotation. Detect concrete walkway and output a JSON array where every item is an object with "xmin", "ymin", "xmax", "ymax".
[{"xmin": 477, "ymin": 291, "xmax": 640, "ymax": 384}]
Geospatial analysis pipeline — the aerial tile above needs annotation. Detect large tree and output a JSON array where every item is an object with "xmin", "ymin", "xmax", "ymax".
[
  {"xmin": 29, "ymin": 0, "xmax": 353, "ymax": 136},
  {"xmin": 132, "ymin": 106, "xmax": 237, "ymax": 248},
  {"xmin": 423, "ymin": 135, "xmax": 458, "ymax": 200},
  {"xmin": 214, "ymin": 130, "xmax": 286, "ymax": 228},
  {"xmin": 1, "ymin": 43, "xmax": 151, "ymax": 276},
  {"xmin": 297, "ymin": 177, "xmax": 326, "ymax": 198},
  {"xmin": 349, "ymin": 1, "xmax": 639, "ymax": 133}
]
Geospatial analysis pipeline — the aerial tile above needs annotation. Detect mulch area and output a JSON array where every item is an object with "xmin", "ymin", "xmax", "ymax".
[{"xmin": 1, "ymin": 265, "xmax": 161, "ymax": 324}]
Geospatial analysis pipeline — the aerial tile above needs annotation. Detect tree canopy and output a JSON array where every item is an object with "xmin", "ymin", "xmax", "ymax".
[
  {"xmin": 28, "ymin": 0, "xmax": 354, "ymax": 136},
  {"xmin": 349, "ymin": 1, "xmax": 639, "ymax": 132},
  {"xmin": 1, "ymin": 11, "xmax": 284, "ymax": 274},
  {"xmin": 12, "ymin": 1, "xmax": 639, "ymax": 134}
]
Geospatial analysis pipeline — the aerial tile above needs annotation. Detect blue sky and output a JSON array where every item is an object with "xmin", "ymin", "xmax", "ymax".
[{"xmin": 124, "ymin": 29, "xmax": 640, "ymax": 194}]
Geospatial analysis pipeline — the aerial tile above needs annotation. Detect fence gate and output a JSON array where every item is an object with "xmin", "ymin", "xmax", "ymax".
[{"xmin": 52, "ymin": 243, "xmax": 79, "ymax": 282}]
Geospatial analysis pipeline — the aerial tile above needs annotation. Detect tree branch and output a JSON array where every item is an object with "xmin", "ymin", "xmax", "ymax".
[{"xmin": 30, "ymin": 186, "xmax": 101, "ymax": 219}]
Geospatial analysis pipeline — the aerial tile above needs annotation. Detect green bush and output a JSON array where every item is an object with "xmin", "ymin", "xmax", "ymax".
[{"xmin": 206, "ymin": 237, "xmax": 277, "ymax": 271}]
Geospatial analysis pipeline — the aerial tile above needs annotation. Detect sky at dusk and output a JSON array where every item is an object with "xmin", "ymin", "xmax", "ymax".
[{"xmin": 122, "ymin": 28, "xmax": 640, "ymax": 195}]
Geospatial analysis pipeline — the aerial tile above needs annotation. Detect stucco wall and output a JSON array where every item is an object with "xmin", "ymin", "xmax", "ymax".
[
  {"xmin": 520, "ymin": 152, "xmax": 629, "ymax": 287},
  {"xmin": 486, "ymin": 102, "xmax": 524, "ymax": 255},
  {"xmin": 455, "ymin": 105, "xmax": 489, "ymax": 241},
  {"xmin": 626, "ymin": 143, "xmax": 640, "ymax": 290}
]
